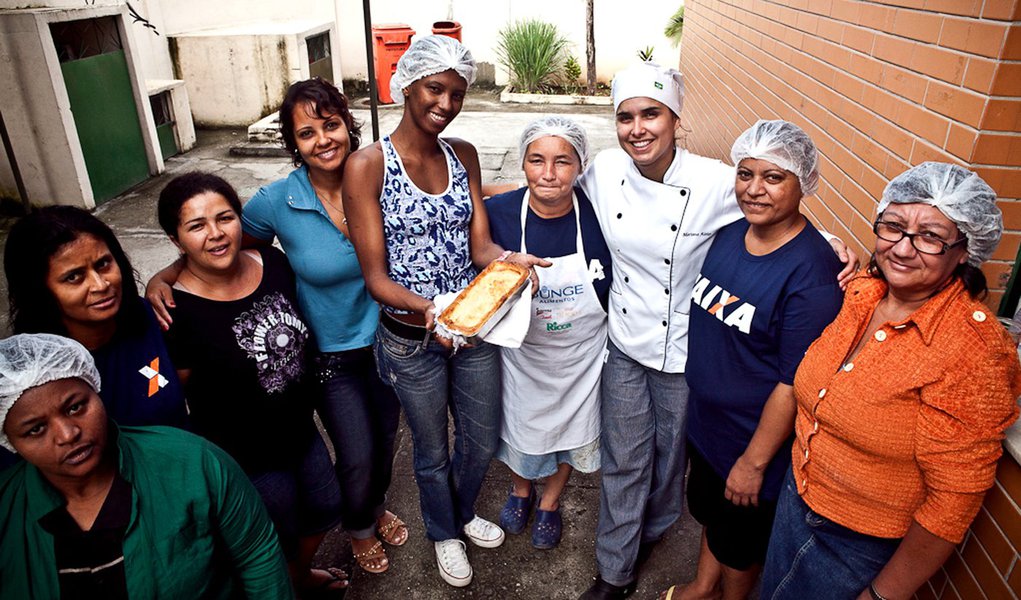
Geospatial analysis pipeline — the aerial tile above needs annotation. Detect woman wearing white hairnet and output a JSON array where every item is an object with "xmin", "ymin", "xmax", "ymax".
[
  {"xmin": 576, "ymin": 63, "xmax": 858, "ymax": 600},
  {"xmin": 660, "ymin": 121, "xmax": 843, "ymax": 600},
  {"xmin": 343, "ymin": 35, "xmax": 548, "ymax": 587},
  {"xmin": 760, "ymin": 163, "xmax": 1020, "ymax": 600},
  {"xmin": 0, "ymin": 333, "xmax": 292, "ymax": 599},
  {"xmin": 486, "ymin": 116, "xmax": 611, "ymax": 550}
]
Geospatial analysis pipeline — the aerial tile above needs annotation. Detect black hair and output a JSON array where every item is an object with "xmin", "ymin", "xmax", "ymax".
[
  {"xmin": 279, "ymin": 77, "xmax": 361, "ymax": 167},
  {"xmin": 157, "ymin": 172, "xmax": 243, "ymax": 238},
  {"xmin": 4, "ymin": 205, "xmax": 145, "ymax": 337}
]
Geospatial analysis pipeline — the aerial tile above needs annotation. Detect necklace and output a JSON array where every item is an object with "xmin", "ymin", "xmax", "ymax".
[{"xmin": 313, "ymin": 187, "xmax": 347, "ymax": 225}]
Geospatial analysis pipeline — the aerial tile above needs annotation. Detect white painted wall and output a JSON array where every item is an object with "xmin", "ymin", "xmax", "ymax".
[
  {"xmin": 0, "ymin": 10, "xmax": 94, "ymax": 207},
  {"xmin": 171, "ymin": 20, "xmax": 338, "ymax": 126},
  {"xmin": 334, "ymin": 0, "xmax": 681, "ymax": 85}
]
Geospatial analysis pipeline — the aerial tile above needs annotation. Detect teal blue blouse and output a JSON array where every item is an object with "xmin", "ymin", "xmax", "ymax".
[{"xmin": 242, "ymin": 166, "xmax": 378, "ymax": 352}]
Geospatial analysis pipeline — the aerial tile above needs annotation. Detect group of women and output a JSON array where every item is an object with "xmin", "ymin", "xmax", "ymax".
[{"xmin": 0, "ymin": 34, "xmax": 1018, "ymax": 600}]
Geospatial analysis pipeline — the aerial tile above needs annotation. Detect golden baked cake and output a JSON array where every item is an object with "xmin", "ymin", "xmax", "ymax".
[{"xmin": 439, "ymin": 261, "xmax": 529, "ymax": 337}]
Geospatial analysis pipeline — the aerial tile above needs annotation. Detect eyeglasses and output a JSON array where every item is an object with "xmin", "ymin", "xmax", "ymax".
[{"xmin": 873, "ymin": 220, "xmax": 967, "ymax": 256}]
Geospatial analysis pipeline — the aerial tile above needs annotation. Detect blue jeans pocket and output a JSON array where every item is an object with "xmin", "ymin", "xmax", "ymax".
[
  {"xmin": 804, "ymin": 508, "xmax": 827, "ymax": 528},
  {"xmin": 377, "ymin": 327, "xmax": 422, "ymax": 360}
]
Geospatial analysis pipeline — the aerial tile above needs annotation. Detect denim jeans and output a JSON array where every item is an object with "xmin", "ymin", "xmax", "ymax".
[
  {"xmin": 249, "ymin": 427, "xmax": 343, "ymax": 558},
  {"xmin": 374, "ymin": 324, "xmax": 502, "ymax": 541},
  {"xmin": 316, "ymin": 346, "xmax": 401, "ymax": 539},
  {"xmin": 761, "ymin": 470, "xmax": 900, "ymax": 600},
  {"xmin": 596, "ymin": 340, "xmax": 689, "ymax": 586}
]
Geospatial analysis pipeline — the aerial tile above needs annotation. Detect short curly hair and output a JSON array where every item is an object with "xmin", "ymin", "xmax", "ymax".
[{"xmin": 279, "ymin": 78, "xmax": 361, "ymax": 167}]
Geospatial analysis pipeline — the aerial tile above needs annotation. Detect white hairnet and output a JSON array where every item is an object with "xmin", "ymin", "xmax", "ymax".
[
  {"xmin": 731, "ymin": 119, "xmax": 819, "ymax": 196},
  {"xmin": 389, "ymin": 35, "xmax": 477, "ymax": 105},
  {"xmin": 0, "ymin": 334, "xmax": 101, "ymax": 452},
  {"xmin": 878, "ymin": 162, "xmax": 1002, "ymax": 266},
  {"xmin": 518, "ymin": 115, "xmax": 590, "ymax": 168},
  {"xmin": 611, "ymin": 62, "xmax": 684, "ymax": 118}
]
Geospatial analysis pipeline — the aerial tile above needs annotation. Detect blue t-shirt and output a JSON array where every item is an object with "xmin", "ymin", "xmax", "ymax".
[
  {"xmin": 91, "ymin": 297, "xmax": 188, "ymax": 429},
  {"xmin": 686, "ymin": 218, "xmax": 842, "ymax": 501},
  {"xmin": 486, "ymin": 186, "xmax": 613, "ymax": 311},
  {"xmin": 242, "ymin": 165, "xmax": 378, "ymax": 352}
]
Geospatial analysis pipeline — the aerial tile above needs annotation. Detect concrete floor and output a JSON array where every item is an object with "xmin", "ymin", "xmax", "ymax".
[{"xmin": 0, "ymin": 91, "xmax": 706, "ymax": 598}]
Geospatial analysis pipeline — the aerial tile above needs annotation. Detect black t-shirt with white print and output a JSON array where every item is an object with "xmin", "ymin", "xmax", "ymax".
[{"xmin": 164, "ymin": 247, "xmax": 316, "ymax": 474}]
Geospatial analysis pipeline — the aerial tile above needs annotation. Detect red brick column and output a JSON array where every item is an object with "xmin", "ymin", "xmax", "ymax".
[{"xmin": 680, "ymin": 0, "xmax": 1021, "ymax": 308}]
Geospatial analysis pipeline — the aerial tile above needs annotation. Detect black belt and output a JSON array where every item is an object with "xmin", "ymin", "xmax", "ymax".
[{"xmin": 381, "ymin": 312, "xmax": 430, "ymax": 341}]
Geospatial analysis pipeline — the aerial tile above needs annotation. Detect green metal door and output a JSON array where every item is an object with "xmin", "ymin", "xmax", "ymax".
[{"xmin": 53, "ymin": 18, "xmax": 149, "ymax": 204}]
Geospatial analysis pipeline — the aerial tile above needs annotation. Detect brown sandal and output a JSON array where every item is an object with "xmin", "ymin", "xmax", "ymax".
[
  {"xmin": 377, "ymin": 512, "xmax": 409, "ymax": 547},
  {"xmin": 352, "ymin": 539, "xmax": 389, "ymax": 574}
]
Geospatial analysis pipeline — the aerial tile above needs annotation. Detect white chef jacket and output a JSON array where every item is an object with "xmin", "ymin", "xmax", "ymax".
[{"xmin": 578, "ymin": 147, "xmax": 741, "ymax": 373}]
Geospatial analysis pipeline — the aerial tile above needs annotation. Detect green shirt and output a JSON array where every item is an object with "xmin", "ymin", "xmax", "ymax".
[{"xmin": 0, "ymin": 425, "xmax": 293, "ymax": 599}]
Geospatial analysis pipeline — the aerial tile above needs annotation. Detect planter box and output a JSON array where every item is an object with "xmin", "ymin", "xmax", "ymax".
[{"xmin": 499, "ymin": 86, "xmax": 612, "ymax": 106}]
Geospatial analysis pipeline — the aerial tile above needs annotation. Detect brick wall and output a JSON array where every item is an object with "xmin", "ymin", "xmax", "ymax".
[
  {"xmin": 915, "ymin": 455, "xmax": 1021, "ymax": 600},
  {"xmin": 679, "ymin": 0, "xmax": 1021, "ymax": 309}
]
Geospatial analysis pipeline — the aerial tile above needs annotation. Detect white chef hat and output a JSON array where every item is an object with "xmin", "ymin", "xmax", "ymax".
[
  {"xmin": 878, "ymin": 162, "xmax": 1002, "ymax": 266},
  {"xmin": 518, "ymin": 115, "xmax": 590, "ymax": 168},
  {"xmin": 390, "ymin": 35, "xmax": 477, "ymax": 105},
  {"xmin": 731, "ymin": 120, "xmax": 820, "ymax": 196},
  {"xmin": 611, "ymin": 62, "xmax": 685, "ymax": 118},
  {"xmin": 0, "ymin": 333, "xmax": 101, "ymax": 452}
]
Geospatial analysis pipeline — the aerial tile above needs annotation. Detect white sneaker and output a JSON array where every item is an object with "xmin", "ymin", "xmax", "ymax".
[
  {"xmin": 435, "ymin": 539, "xmax": 472, "ymax": 587},
  {"xmin": 462, "ymin": 515, "xmax": 505, "ymax": 548}
]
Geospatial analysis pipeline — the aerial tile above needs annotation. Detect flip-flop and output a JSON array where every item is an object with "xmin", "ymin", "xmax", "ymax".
[
  {"xmin": 661, "ymin": 585, "xmax": 678, "ymax": 600},
  {"xmin": 300, "ymin": 568, "xmax": 349, "ymax": 600},
  {"xmin": 378, "ymin": 512, "xmax": 409, "ymax": 547}
]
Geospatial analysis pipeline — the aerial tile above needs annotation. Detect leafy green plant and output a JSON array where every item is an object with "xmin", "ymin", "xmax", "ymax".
[
  {"xmin": 564, "ymin": 55, "xmax": 582, "ymax": 93},
  {"xmin": 637, "ymin": 46, "xmax": 655, "ymax": 62},
  {"xmin": 496, "ymin": 19, "xmax": 572, "ymax": 93},
  {"xmin": 665, "ymin": 5, "xmax": 684, "ymax": 46}
]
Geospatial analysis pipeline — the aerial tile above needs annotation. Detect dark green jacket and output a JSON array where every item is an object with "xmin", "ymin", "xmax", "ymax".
[{"xmin": 0, "ymin": 425, "xmax": 293, "ymax": 599}]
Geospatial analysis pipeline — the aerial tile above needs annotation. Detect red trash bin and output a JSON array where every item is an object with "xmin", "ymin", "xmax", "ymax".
[
  {"xmin": 431, "ymin": 21, "xmax": 462, "ymax": 42},
  {"xmin": 372, "ymin": 24, "xmax": 415, "ymax": 104}
]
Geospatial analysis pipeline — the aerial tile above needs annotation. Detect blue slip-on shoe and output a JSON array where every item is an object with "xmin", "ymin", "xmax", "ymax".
[
  {"xmin": 499, "ymin": 486, "xmax": 536, "ymax": 535},
  {"xmin": 531, "ymin": 506, "xmax": 562, "ymax": 549}
]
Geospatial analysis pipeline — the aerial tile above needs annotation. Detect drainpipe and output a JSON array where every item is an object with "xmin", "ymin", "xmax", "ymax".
[
  {"xmin": 361, "ymin": 0, "xmax": 380, "ymax": 141},
  {"xmin": 0, "ymin": 108, "xmax": 30, "ymax": 214},
  {"xmin": 333, "ymin": 0, "xmax": 380, "ymax": 140}
]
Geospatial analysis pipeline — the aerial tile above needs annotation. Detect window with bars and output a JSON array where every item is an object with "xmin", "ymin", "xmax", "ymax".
[
  {"xmin": 150, "ymin": 92, "xmax": 173, "ymax": 126},
  {"xmin": 51, "ymin": 17, "xmax": 122, "ymax": 62},
  {"xmin": 306, "ymin": 32, "xmax": 331, "ymax": 63}
]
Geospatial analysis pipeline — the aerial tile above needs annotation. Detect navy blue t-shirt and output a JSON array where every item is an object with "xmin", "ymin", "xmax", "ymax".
[
  {"xmin": 91, "ymin": 297, "xmax": 189, "ymax": 429},
  {"xmin": 686, "ymin": 218, "xmax": 843, "ymax": 501},
  {"xmin": 486, "ymin": 186, "xmax": 613, "ymax": 311}
]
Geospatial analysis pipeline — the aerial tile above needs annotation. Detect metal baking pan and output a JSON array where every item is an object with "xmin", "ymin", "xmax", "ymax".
[{"xmin": 439, "ymin": 263, "xmax": 529, "ymax": 341}]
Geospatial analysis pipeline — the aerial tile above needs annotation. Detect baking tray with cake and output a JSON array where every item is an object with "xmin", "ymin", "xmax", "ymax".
[{"xmin": 437, "ymin": 261, "xmax": 531, "ymax": 343}]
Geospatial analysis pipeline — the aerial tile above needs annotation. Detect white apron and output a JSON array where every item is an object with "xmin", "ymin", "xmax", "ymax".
[{"xmin": 500, "ymin": 191, "xmax": 607, "ymax": 454}]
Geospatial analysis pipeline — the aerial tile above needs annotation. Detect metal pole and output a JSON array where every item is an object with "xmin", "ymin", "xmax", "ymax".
[
  {"xmin": 0, "ymin": 108, "xmax": 31, "ymax": 214},
  {"xmin": 362, "ymin": 0, "xmax": 380, "ymax": 141}
]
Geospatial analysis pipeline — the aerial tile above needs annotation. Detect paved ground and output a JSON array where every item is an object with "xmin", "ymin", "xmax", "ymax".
[{"xmin": 0, "ymin": 90, "xmax": 706, "ymax": 599}]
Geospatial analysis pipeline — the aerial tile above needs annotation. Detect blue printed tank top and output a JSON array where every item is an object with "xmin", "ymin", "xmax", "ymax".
[{"xmin": 379, "ymin": 135, "xmax": 477, "ymax": 313}]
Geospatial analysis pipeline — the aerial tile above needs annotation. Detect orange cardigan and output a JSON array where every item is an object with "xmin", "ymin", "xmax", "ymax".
[{"xmin": 791, "ymin": 275, "xmax": 1020, "ymax": 543}]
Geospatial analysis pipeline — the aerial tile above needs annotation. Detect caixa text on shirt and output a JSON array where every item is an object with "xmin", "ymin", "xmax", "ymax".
[{"xmin": 691, "ymin": 273, "xmax": 756, "ymax": 334}]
